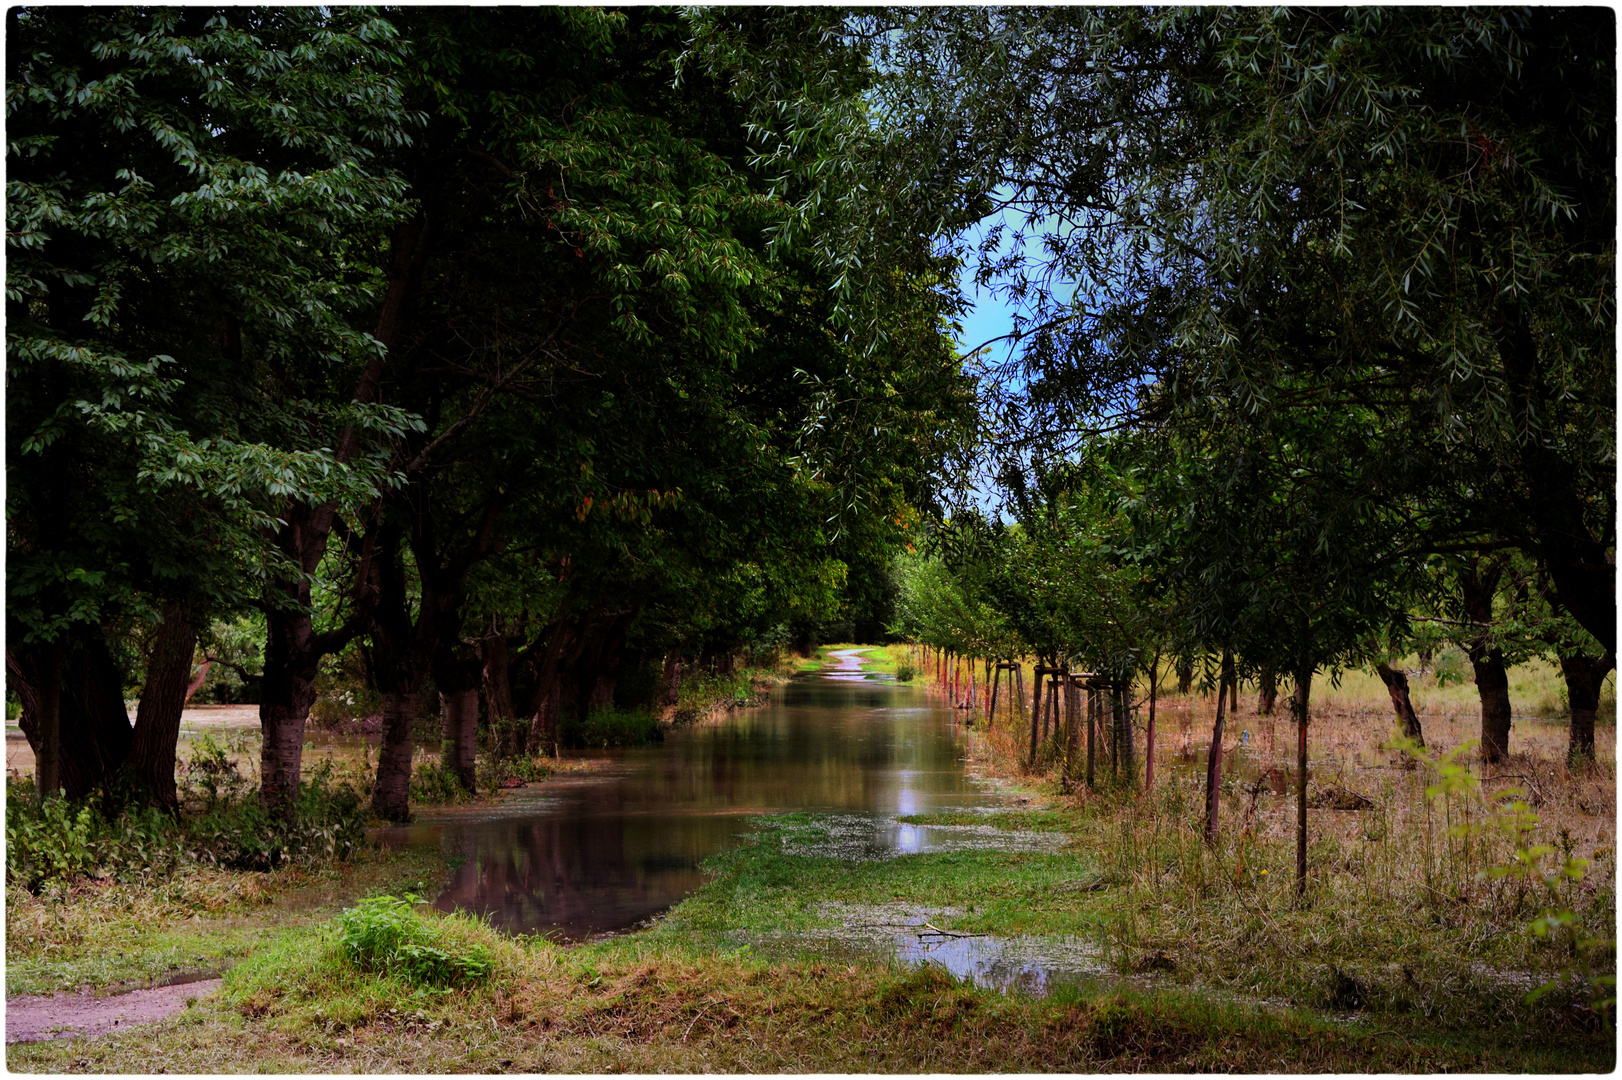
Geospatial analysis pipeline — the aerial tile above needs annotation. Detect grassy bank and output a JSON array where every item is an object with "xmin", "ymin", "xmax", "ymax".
[{"xmin": 7, "ymin": 648, "xmax": 1613, "ymax": 1072}]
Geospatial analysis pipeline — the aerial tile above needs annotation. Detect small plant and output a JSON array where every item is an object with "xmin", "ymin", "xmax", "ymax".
[
  {"xmin": 337, "ymin": 893, "xmax": 493, "ymax": 988},
  {"xmin": 410, "ymin": 760, "xmax": 473, "ymax": 804},
  {"xmin": 560, "ymin": 706, "xmax": 662, "ymax": 749},
  {"xmin": 6, "ymin": 784, "xmax": 98, "ymax": 889},
  {"xmin": 894, "ymin": 659, "xmax": 917, "ymax": 682}
]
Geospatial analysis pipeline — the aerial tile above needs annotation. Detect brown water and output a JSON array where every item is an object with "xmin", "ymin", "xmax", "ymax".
[{"xmin": 381, "ymin": 664, "xmax": 997, "ymax": 940}]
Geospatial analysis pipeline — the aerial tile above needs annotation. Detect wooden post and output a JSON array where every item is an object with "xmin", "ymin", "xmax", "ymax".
[
  {"xmin": 1028, "ymin": 664, "xmax": 1046, "ymax": 766},
  {"xmin": 1086, "ymin": 684, "xmax": 1097, "ymax": 788},
  {"xmin": 1064, "ymin": 671, "xmax": 1078, "ymax": 776},
  {"xmin": 988, "ymin": 663, "xmax": 1002, "ymax": 727},
  {"xmin": 1011, "ymin": 662, "xmax": 1025, "ymax": 721}
]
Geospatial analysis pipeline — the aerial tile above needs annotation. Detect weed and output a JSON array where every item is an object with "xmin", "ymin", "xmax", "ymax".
[
  {"xmin": 409, "ymin": 760, "xmax": 473, "ymax": 805},
  {"xmin": 560, "ymin": 706, "xmax": 662, "ymax": 748},
  {"xmin": 337, "ymin": 894, "xmax": 493, "ymax": 989}
]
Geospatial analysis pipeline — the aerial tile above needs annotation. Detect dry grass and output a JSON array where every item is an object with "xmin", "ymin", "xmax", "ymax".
[{"xmin": 956, "ymin": 653, "xmax": 1616, "ymax": 1044}]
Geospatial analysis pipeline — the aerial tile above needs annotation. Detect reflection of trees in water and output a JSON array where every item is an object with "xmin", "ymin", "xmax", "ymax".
[
  {"xmin": 433, "ymin": 681, "xmax": 977, "ymax": 938},
  {"xmin": 436, "ymin": 815, "xmax": 718, "ymax": 937}
]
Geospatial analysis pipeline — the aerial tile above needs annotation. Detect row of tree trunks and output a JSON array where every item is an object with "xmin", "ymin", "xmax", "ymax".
[{"xmin": 8, "ymin": 616, "xmax": 198, "ymax": 808}]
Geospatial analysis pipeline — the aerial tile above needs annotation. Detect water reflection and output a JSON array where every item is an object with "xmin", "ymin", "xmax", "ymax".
[{"xmin": 381, "ymin": 674, "xmax": 993, "ymax": 939}]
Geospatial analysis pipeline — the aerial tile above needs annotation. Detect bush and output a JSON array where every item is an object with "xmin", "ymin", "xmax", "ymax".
[
  {"xmin": 559, "ymin": 706, "xmax": 662, "ymax": 749},
  {"xmin": 409, "ymin": 760, "xmax": 473, "ymax": 804},
  {"xmin": 475, "ymin": 753, "xmax": 552, "ymax": 792},
  {"xmin": 3, "ymin": 752, "xmax": 369, "ymax": 891},
  {"xmin": 894, "ymin": 658, "xmax": 918, "ymax": 682},
  {"xmin": 337, "ymin": 893, "xmax": 493, "ymax": 988}
]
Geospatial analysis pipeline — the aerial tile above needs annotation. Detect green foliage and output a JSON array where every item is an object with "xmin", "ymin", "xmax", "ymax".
[
  {"xmin": 408, "ymin": 761, "xmax": 473, "ymax": 806},
  {"xmin": 7, "ymin": 7, "xmax": 422, "ymax": 644},
  {"xmin": 560, "ymin": 707, "xmax": 663, "ymax": 750},
  {"xmin": 4, "ymin": 750, "xmax": 368, "ymax": 892},
  {"xmin": 1389, "ymin": 732, "xmax": 1615, "ymax": 1014},
  {"xmin": 336, "ymin": 894, "xmax": 493, "ymax": 989}
]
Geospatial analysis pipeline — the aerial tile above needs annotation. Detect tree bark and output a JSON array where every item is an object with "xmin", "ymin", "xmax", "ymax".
[
  {"xmin": 183, "ymin": 656, "xmax": 213, "ymax": 707},
  {"xmin": 129, "ymin": 605, "xmax": 198, "ymax": 810},
  {"xmin": 479, "ymin": 629, "xmax": 519, "ymax": 759},
  {"xmin": 662, "ymin": 653, "xmax": 682, "ymax": 707},
  {"xmin": 439, "ymin": 686, "xmax": 479, "ymax": 794},
  {"xmin": 1461, "ymin": 559, "xmax": 1512, "ymax": 764},
  {"xmin": 1145, "ymin": 650, "xmax": 1160, "ymax": 790},
  {"xmin": 1559, "ymin": 650, "xmax": 1614, "ymax": 766},
  {"xmin": 1203, "ymin": 650, "xmax": 1232, "ymax": 845},
  {"xmin": 372, "ymin": 690, "xmax": 419, "ymax": 821},
  {"xmin": 1256, "ymin": 666, "xmax": 1278, "ymax": 715},
  {"xmin": 1027, "ymin": 664, "xmax": 1044, "ymax": 766},
  {"xmin": 1374, "ymin": 662, "xmax": 1425, "ymax": 747},
  {"xmin": 26, "ymin": 643, "xmax": 62, "ymax": 803},
  {"xmin": 12, "ymin": 629, "xmax": 136, "ymax": 802}
]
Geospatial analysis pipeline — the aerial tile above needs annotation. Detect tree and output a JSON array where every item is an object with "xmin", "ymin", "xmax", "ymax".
[{"xmin": 7, "ymin": 7, "xmax": 417, "ymax": 806}]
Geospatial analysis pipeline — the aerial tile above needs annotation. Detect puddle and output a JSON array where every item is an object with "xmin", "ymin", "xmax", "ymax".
[
  {"xmin": 771, "ymin": 813, "xmax": 1069, "ymax": 860},
  {"xmin": 741, "ymin": 901, "xmax": 1112, "ymax": 996}
]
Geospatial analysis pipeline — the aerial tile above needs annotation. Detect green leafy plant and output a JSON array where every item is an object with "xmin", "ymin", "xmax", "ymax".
[
  {"xmin": 1389, "ymin": 732, "xmax": 1615, "ymax": 1016},
  {"xmin": 409, "ymin": 761, "xmax": 473, "ymax": 805},
  {"xmin": 337, "ymin": 894, "xmax": 493, "ymax": 988}
]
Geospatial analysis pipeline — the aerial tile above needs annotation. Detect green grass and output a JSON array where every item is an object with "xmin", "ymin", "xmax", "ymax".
[
  {"xmin": 11, "ymin": 822, "xmax": 1609, "ymax": 1073},
  {"xmin": 794, "ymin": 643, "xmax": 908, "ymax": 677}
]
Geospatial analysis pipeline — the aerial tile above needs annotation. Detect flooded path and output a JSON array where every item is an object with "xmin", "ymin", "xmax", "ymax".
[{"xmin": 383, "ymin": 656, "xmax": 999, "ymax": 939}]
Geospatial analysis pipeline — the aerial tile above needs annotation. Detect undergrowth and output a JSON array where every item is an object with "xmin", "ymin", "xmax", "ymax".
[{"xmin": 6, "ymin": 742, "xmax": 369, "ymax": 893}]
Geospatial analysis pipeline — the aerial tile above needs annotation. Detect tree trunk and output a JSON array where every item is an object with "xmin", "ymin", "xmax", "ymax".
[
  {"xmin": 1374, "ymin": 662, "xmax": 1425, "ymax": 747},
  {"xmin": 439, "ymin": 687, "xmax": 479, "ymax": 794},
  {"xmin": 183, "ymin": 656, "xmax": 213, "ymax": 707},
  {"xmin": 260, "ymin": 612, "xmax": 321, "ymax": 815},
  {"xmin": 1256, "ymin": 666, "xmax": 1278, "ymax": 715},
  {"xmin": 1086, "ymin": 685, "xmax": 1096, "ymax": 788},
  {"xmin": 1461, "ymin": 560, "xmax": 1512, "ymax": 764},
  {"xmin": 479, "ymin": 630, "xmax": 519, "ymax": 759},
  {"xmin": 662, "ymin": 653, "xmax": 682, "ymax": 707},
  {"xmin": 1203, "ymin": 651, "xmax": 1232, "ymax": 845},
  {"xmin": 1293, "ymin": 664, "xmax": 1314, "ymax": 903},
  {"xmin": 1145, "ymin": 650, "xmax": 1160, "ymax": 791},
  {"xmin": 24, "ymin": 643, "xmax": 61, "ymax": 803},
  {"xmin": 12, "ymin": 629, "xmax": 136, "ymax": 802},
  {"xmin": 1470, "ymin": 646, "xmax": 1513, "ymax": 764},
  {"xmin": 129, "ymin": 605, "xmax": 198, "ymax": 810},
  {"xmin": 373, "ymin": 690, "xmax": 419, "ymax": 821},
  {"xmin": 1560, "ymin": 650, "xmax": 1614, "ymax": 766}
]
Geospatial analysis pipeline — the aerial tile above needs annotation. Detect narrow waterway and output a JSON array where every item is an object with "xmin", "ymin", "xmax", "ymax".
[{"xmin": 382, "ymin": 652, "xmax": 998, "ymax": 940}]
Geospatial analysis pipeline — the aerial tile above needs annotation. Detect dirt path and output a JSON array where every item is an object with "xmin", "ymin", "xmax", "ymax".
[{"xmin": 5, "ymin": 978, "xmax": 222, "ymax": 1044}]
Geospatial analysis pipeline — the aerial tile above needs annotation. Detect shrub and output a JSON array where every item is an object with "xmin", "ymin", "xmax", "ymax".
[
  {"xmin": 337, "ymin": 893, "xmax": 493, "ymax": 988},
  {"xmin": 894, "ymin": 659, "xmax": 917, "ymax": 682},
  {"xmin": 409, "ymin": 760, "xmax": 473, "ymax": 804},
  {"xmin": 3, "ymin": 754, "xmax": 369, "ymax": 890},
  {"xmin": 6, "ymin": 787, "xmax": 99, "ymax": 889},
  {"xmin": 560, "ymin": 706, "xmax": 662, "ymax": 749}
]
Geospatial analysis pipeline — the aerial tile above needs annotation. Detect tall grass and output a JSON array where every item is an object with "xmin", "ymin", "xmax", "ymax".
[{"xmin": 961, "ymin": 666, "xmax": 1616, "ymax": 1031}]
